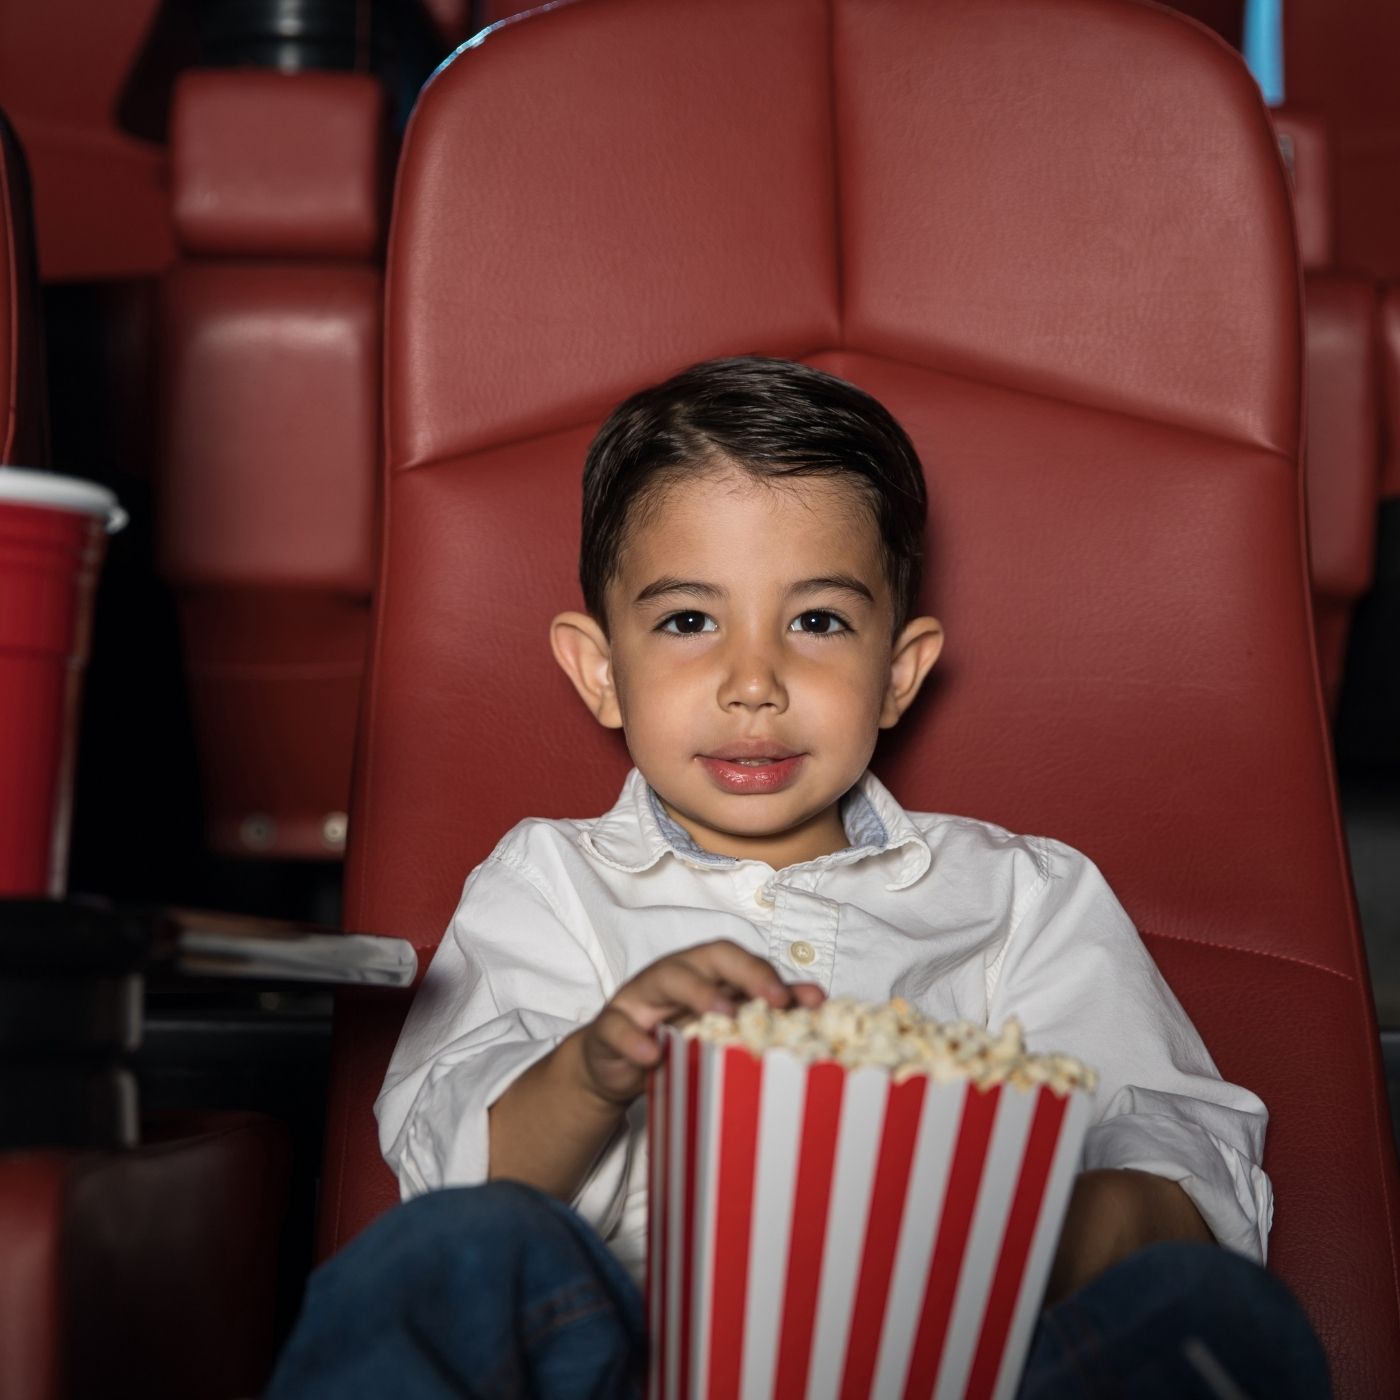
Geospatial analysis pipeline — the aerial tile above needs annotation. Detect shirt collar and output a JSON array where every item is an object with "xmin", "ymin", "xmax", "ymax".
[{"xmin": 581, "ymin": 768, "xmax": 932, "ymax": 889}]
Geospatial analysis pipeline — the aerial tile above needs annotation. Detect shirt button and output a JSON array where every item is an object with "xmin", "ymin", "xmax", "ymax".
[
  {"xmin": 788, "ymin": 940, "xmax": 816, "ymax": 967},
  {"xmin": 754, "ymin": 887, "xmax": 775, "ymax": 908}
]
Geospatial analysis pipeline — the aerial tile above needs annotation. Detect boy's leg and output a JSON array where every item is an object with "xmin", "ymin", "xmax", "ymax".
[
  {"xmin": 265, "ymin": 1181, "xmax": 646, "ymax": 1400},
  {"xmin": 1018, "ymin": 1241, "xmax": 1330, "ymax": 1399}
]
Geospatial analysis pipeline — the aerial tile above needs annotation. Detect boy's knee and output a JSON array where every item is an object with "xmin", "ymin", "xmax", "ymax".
[
  {"xmin": 1135, "ymin": 1240, "xmax": 1293, "ymax": 1309},
  {"xmin": 1038, "ymin": 1245, "xmax": 1330, "ymax": 1400},
  {"xmin": 328, "ymin": 1180, "xmax": 560, "ymax": 1280},
  {"xmin": 1127, "ymin": 1243, "xmax": 1327, "ymax": 1373},
  {"xmin": 303, "ymin": 1181, "xmax": 577, "ymax": 1316}
]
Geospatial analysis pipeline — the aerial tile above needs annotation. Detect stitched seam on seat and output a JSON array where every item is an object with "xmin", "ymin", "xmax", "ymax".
[
  {"xmin": 394, "ymin": 349, "xmax": 1300, "ymax": 479},
  {"xmin": 349, "ymin": 394, "xmax": 395, "ymax": 931},
  {"xmin": 1139, "ymin": 926, "xmax": 1353, "ymax": 984}
]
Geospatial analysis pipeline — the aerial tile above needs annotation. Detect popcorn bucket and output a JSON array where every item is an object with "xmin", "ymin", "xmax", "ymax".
[
  {"xmin": 647, "ymin": 1030, "xmax": 1092, "ymax": 1400},
  {"xmin": 0, "ymin": 468, "xmax": 126, "ymax": 895}
]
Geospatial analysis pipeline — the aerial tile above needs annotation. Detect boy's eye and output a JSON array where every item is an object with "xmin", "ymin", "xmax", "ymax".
[
  {"xmin": 789, "ymin": 610, "xmax": 850, "ymax": 635},
  {"xmin": 658, "ymin": 610, "xmax": 717, "ymax": 635}
]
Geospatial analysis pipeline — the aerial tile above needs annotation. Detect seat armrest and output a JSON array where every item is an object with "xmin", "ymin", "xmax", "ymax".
[
  {"xmin": 0, "ymin": 898, "xmax": 418, "ymax": 989},
  {"xmin": 0, "ymin": 1112, "xmax": 289, "ymax": 1400}
]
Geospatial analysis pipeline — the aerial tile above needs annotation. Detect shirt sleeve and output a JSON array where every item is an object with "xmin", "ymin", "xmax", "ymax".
[
  {"xmin": 373, "ymin": 846, "xmax": 633, "ymax": 1244},
  {"xmin": 986, "ymin": 839, "xmax": 1273, "ymax": 1264}
]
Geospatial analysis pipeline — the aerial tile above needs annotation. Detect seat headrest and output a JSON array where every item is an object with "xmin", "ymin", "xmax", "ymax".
[
  {"xmin": 388, "ymin": 0, "xmax": 1298, "ymax": 471},
  {"xmin": 172, "ymin": 70, "xmax": 386, "ymax": 259}
]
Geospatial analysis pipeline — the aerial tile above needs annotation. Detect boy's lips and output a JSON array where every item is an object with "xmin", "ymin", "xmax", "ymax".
[{"xmin": 696, "ymin": 748, "xmax": 805, "ymax": 795}]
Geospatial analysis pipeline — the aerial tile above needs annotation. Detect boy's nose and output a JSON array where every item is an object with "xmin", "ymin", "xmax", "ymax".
[{"xmin": 718, "ymin": 649, "xmax": 789, "ymax": 713}]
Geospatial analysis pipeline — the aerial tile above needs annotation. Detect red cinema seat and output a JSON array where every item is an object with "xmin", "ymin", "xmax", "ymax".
[
  {"xmin": 0, "ymin": 109, "xmax": 48, "ymax": 468},
  {"xmin": 1271, "ymin": 104, "xmax": 1382, "ymax": 714},
  {"xmin": 319, "ymin": 2, "xmax": 1400, "ymax": 1393},
  {"xmin": 0, "ymin": 0, "xmax": 175, "ymax": 284},
  {"xmin": 157, "ymin": 71, "xmax": 385, "ymax": 860},
  {"xmin": 1285, "ymin": 0, "xmax": 1400, "ymax": 286},
  {"xmin": 0, "ymin": 1114, "xmax": 289, "ymax": 1400},
  {"xmin": 1339, "ymin": 287, "xmax": 1400, "ymax": 750},
  {"xmin": 1, "ymin": 100, "xmax": 290, "ymax": 1400}
]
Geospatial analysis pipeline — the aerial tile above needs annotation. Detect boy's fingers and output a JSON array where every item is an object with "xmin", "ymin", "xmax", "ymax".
[
  {"xmin": 591, "ymin": 1006, "xmax": 662, "ymax": 1069},
  {"xmin": 790, "ymin": 982, "xmax": 826, "ymax": 1009},
  {"xmin": 683, "ymin": 941, "xmax": 790, "ymax": 1006},
  {"xmin": 617, "ymin": 961, "xmax": 736, "ymax": 1026}
]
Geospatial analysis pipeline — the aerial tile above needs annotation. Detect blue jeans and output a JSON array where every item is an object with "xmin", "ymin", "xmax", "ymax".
[{"xmin": 266, "ymin": 1183, "xmax": 1330, "ymax": 1398}]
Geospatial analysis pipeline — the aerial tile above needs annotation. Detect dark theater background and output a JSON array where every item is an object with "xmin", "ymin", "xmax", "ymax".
[{"xmin": 1, "ymin": 1, "xmax": 1399, "ymax": 1396}]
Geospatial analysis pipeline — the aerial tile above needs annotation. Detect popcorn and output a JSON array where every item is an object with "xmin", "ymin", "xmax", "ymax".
[{"xmin": 682, "ymin": 995, "xmax": 1098, "ymax": 1095}]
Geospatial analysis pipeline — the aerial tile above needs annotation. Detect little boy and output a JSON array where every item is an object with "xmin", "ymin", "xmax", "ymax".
[{"xmin": 268, "ymin": 358, "xmax": 1326, "ymax": 1398}]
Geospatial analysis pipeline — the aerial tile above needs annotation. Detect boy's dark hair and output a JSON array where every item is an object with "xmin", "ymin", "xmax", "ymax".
[{"xmin": 580, "ymin": 357, "xmax": 927, "ymax": 631}]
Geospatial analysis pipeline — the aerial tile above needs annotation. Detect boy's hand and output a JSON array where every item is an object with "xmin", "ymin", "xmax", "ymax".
[
  {"xmin": 579, "ymin": 940, "xmax": 824, "ymax": 1106},
  {"xmin": 490, "ymin": 942, "xmax": 819, "ymax": 1199}
]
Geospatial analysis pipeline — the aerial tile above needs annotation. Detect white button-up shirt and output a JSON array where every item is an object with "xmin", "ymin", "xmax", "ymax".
[{"xmin": 376, "ymin": 769, "xmax": 1272, "ymax": 1283}]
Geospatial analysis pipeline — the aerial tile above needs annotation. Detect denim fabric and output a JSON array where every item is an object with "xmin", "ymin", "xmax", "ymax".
[
  {"xmin": 1018, "ymin": 1240, "xmax": 1330, "ymax": 1398},
  {"xmin": 266, "ymin": 1184, "xmax": 1329, "ymax": 1399},
  {"xmin": 266, "ymin": 1184, "xmax": 645, "ymax": 1400}
]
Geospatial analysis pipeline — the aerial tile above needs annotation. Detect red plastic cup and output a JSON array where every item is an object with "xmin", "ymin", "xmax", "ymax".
[
  {"xmin": 0, "ymin": 468, "xmax": 126, "ymax": 896},
  {"xmin": 648, "ymin": 1030, "xmax": 1092, "ymax": 1400}
]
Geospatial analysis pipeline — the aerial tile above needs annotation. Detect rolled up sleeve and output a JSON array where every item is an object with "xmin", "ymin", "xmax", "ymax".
[
  {"xmin": 987, "ymin": 839, "xmax": 1273, "ymax": 1264},
  {"xmin": 374, "ymin": 850, "xmax": 632, "ymax": 1241}
]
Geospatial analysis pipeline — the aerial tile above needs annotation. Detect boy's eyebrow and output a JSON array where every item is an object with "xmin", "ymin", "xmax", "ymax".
[
  {"xmin": 789, "ymin": 575, "xmax": 876, "ymax": 604},
  {"xmin": 632, "ymin": 575, "xmax": 877, "ymax": 606},
  {"xmin": 632, "ymin": 577, "xmax": 726, "ymax": 605}
]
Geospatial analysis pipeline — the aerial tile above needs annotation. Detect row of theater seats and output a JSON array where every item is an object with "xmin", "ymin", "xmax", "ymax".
[
  {"xmin": 158, "ymin": 71, "xmax": 384, "ymax": 859},
  {"xmin": 1272, "ymin": 104, "xmax": 1383, "ymax": 713},
  {"xmin": 0, "ymin": 109, "xmax": 290, "ymax": 1400},
  {"xmin": 146, "ymin": 4, "xmax": 545, "ymax": 866},
  {"xmin": 150, "ymin": 73, "xmax": 1395, "ymax": 864}
]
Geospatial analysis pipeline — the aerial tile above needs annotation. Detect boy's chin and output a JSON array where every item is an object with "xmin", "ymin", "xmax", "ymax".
[{"xmin": 667, "ymin": 793, "xmax": 841, "ymax": 844}]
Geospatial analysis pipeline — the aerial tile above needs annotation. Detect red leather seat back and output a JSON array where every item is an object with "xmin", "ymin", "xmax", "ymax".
[
  {"xmin": 0, "ymin": 109, "xmax": 49, "ymax": 467},
  {"xmin": 326, "ymin": 3, "xmax": 1400, "ymax": 1390},
  {"xmin": 0, "ymin": 0, "xmax": 175, "ymax": 283},
  {"xmin": 1271, "ymin": 105, "xmax": 1383, "ymax": 712},
  {"xmin": 1300, "ymin": 275, "xmax": 1380, "ymax": 710},
  {"xmin": 1286, "ymin": 0, "xmax": 1400, "ymax": 283},
  {"xmin": 158, "ymin": 71, "xmax": 384, "ymax": 857}
]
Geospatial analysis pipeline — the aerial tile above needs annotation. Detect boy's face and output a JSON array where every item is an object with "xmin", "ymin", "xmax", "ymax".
[{"xmin": 552, "ymin": 465, "xmax": 942, "ymax": 868}]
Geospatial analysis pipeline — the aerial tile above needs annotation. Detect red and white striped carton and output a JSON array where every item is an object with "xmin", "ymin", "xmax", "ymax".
[{"xmin": 647, "ymin": 1028, "xmax": 1093, "ymax": 1400}]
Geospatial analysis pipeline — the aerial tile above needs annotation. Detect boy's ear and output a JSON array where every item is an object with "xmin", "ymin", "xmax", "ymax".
[
  {"xmin": 550, "ymin": 611, "xmax": 623, "ymax": 729},
  {"xmin": 880, "ymin": 616, "xmax": 944, "ymax": 728}
]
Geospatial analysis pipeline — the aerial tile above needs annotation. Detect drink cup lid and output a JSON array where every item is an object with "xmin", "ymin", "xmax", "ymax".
[{"xmin": 0, "ymin": 467, "xmax": 128, "ymax": 533}]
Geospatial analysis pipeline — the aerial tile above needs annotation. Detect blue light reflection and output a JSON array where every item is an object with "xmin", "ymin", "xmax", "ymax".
[{"xmin": 1243, "ymin": 0, "xmax": 1285, "ymax": 105}]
